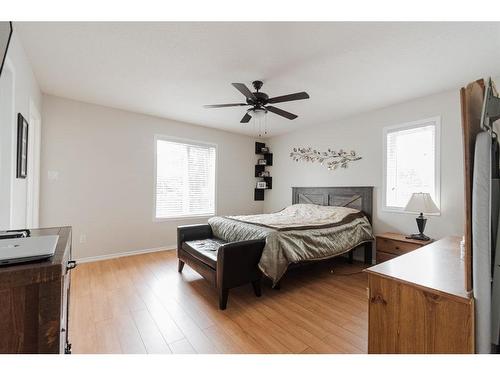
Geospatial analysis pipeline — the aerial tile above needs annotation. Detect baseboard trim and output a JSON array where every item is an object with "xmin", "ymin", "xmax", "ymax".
[{"xmin": 75, "ymin": 245, "xmax": 176, "ymax": 264}]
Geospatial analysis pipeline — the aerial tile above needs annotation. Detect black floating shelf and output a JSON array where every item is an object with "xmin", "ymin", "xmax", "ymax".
[
  {"xmin": 256, "ymin": 155, "xmax": 272, "ymax": 167},
  {"xmin": 254, "ymin": 188, "xmax": 265, "ymax": 201},
  {"xmin": 255, "ymin": 142, "xmax": 266, "ymax": 154},
  {"xmin": 262, "ymin": 176, "xmax": 272, "ymax": 189},
  {"xmin": 254, "ymin": 142, "xmax": 272, "ymax": 201},
  {"xmin": 255, "ymin": 164, "xmax": 265, "ymax": 177},
  {"xmin": 263, "ymin": 153, "xmax": 273, "ymax": 166}
]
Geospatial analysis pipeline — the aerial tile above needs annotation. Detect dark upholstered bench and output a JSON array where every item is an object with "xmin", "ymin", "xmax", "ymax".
[{"xmin": 177, "ymin": 224, "xmax": 265, "ymax": 310}]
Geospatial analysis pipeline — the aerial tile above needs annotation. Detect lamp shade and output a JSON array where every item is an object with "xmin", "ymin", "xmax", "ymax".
[
  {"xmin": 404, "ymin": 192, "xmax": 439, "ymax": 214},
  {"xmin": 250, "ymin": 108, "xmax": 267, "ymax": 120}
]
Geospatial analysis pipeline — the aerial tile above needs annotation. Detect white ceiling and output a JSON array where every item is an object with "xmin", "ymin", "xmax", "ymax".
[{"xmin": 16, "ymin": 22, "xmax": 500, "ymax": 137}]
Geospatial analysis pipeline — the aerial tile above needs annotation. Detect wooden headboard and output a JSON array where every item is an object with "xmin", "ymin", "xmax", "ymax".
[{"xmin": 292, "ymin": 186, "xmax": 374, "ymax": 223}]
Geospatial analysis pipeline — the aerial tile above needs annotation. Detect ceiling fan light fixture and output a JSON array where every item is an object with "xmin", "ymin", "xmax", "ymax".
[{"xmin": 248, "ymin": 108, "xmax": 267, "ymax": 120}]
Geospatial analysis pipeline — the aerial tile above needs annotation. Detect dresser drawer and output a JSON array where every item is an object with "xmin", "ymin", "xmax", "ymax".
[{"xmin": 376, "ymin": 237, "xmax": 421, "ymax": 256}]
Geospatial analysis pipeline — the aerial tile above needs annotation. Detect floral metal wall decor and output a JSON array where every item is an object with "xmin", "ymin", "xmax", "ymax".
[{"xmin": 289, "ymin": 147, "xmax": 362, "ymax": 170}]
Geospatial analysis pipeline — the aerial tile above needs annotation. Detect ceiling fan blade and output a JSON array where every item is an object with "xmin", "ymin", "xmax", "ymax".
[
  {"xmin": 266, "ymin": 106, "xmax": 298, "ymax": 120},
  {"xmin": 240, "ymin": 112, "xmax": 252, "ymax": 123},
  {"xmin": 268, "ymin": 91, "xmax": 310, "ymax": 104},
  {"xmin": 204, "ymin": 103, "xmax": 248, "ymax": 108},
  {"xmin": 232, "ymin": 83, "xmax": 257, "ymax": 101}
]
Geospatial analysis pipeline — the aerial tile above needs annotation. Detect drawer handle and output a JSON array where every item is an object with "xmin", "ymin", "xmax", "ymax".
[
  {"xmin": 370, "ymin": 295, "xmax": 387, "ymax": 305},
  {"xmin": 66, "ymin": 260, "xmax": 77, "ymax": 271}
]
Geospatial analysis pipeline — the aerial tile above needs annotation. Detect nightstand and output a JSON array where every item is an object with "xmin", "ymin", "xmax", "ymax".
[{"xmin": 375, "ymin": 232, "xmax": 433, "ymax": 263}]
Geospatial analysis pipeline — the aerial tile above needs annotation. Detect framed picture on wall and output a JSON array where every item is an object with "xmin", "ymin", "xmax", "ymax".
[{"xmin": 16, "ymin": 113, "xmax": 28, "ymax": 179}]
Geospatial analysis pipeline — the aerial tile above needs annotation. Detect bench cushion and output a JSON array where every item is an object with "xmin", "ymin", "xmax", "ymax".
[{"xmin": 182, "ymin": 238, "xmax": 227, "ymax": 270}]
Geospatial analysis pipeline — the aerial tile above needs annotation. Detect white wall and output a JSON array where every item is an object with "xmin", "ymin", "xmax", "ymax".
[
  {"xmin": 40, "ymin": 95, "xmax": 263, "ymax": 260},
  {"xmin": 0, "ymin": 30, "xmax": 42, "ymax": 230},
  {"xmin": 263, "ymin": 89, "xmax": 465, "ymax": 240}
]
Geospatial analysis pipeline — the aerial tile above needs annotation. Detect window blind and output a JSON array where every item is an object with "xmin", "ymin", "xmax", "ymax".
[
  {"xmin": 385, "ymin": 122, "xmax": 437, "ymax": 209},
  {"xmin": 155, "ymin": 139, "xmax": 216, "ymax": 219}
]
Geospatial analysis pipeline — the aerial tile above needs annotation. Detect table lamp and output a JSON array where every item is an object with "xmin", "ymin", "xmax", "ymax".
[{"xmin": 404, "ymin": 192, "xmax": 439, "ymax": 241}]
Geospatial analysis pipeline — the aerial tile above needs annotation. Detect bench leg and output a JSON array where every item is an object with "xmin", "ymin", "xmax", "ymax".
[
  {"xmin": 348, "ymin": 250, "xmax": 354, "ymax": 264},
  {"xmin": 251, "ymin": 279, "xmax": 262, "ymax": 297},
  {"xmin": 218, "ymin": 288, "xmax": 229, "ymax": 310},
  {"xmin": 364, "ymin": 242, "xmax": 373, "ymax": 265},
  {"xmin": 178, "ymin": 259, "xmax": 185, "ymax": 273}
]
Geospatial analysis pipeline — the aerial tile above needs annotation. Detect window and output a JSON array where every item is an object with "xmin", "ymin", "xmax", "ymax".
[
  {"xmin": 383, "ymin": 117, "xmax": 440, "ymax": 212},
  {"xmin": 155, "ymin": 137, "xmax": 216, "ymax": 219}
]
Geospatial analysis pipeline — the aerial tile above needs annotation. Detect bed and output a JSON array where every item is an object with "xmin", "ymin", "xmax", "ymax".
[{"xmin": 208, "ymin": 186, "xmax": 374, "ymax": 286}]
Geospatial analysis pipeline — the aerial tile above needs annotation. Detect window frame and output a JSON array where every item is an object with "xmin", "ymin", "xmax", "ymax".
[
  {"xmin": 153, "ymin": 134, "xmax": 218, "ymax": 222},
  {"xmin": 382, "ymin": 116, "xmax": 441, "ymax": 214}
]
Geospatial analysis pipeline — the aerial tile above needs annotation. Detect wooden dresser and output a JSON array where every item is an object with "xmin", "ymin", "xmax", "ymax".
[
  {"xmin": 376, "ymin": 232, "xmax": 432, "ymax": 263},
  {"xmin": 366, "ymin": 236, "xmax": 474, "ymax": 354},
  {"xmin": 0, "ymin": 227, "xmax": 75, "ymax": 354}
]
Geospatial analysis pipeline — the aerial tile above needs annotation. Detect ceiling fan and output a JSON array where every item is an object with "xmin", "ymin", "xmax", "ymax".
[{"xmin": 204, "ymin": 80, "xmax": 310, "ymax": 123}]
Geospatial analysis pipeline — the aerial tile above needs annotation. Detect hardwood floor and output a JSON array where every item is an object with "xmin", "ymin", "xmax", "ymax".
[{"xmin": 69, "ymin": 250, "xmax": 369, "ymax": 354}]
